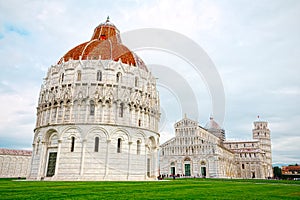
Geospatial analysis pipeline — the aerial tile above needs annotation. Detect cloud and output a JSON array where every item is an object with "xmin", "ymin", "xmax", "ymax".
[
  {"xmin": 0, "ymin": 81, "xmax": 15, "ymax": 94},
  {"xmin": 0, "ymin": 0, "xmax": 299, "ymax": 164},
  {"xmin": 4, "ymin": 23, "xmax": 29, "ymax": 36},
  {"xmin": 270, "ymin": 87, "xmax": 300, "ymax": 95}
]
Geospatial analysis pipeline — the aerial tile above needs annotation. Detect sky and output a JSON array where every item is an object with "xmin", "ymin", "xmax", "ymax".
[{"xmin": 0, "ymin": 0, "xmax": 299, "ymax": 165}]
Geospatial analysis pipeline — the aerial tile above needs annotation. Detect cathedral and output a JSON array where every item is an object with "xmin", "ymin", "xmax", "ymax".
[
  {"xmin": 159, "ymin": 116, "xmax": 273, "ymax": 179},
  {"xmin": 28, "ymin": 18, "xmax": 160, "ymax": 180}
]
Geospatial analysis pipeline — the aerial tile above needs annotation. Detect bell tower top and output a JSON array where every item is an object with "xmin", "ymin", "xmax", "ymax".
[
  {"xmin": 252, "ymin": 116, "xmax": 273, "ymax": 178},
  {"xmin": 252, "ymin": 116, "xmax": 270, "ymax": 139}
]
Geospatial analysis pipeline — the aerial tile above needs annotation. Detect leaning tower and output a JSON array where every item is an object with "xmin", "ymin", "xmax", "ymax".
[
  {"xmin": 252, "ymin": 118, "xmax": 273, "ymax": 178},
  {"xmin": 28, "ymin": 18, "xmax": 160, "ymax": 181}
]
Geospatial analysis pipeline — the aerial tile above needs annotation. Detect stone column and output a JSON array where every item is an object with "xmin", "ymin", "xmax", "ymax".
[
  {"xmin": 49, "ymin": 107, "xmax": 52, "ymax": 124},
  {"xmin": 104, "ymin": 139, "xmax": 111, "ymax": 179},
  {"xmin": 54, "ymin": 139, "xmax": 62, "ymax": 178},
  {"xmin": 69, "ymin": 103, "xmax": 73, "ymax": 122},
  {"xmin": 127, "ymin": 141, "xmax": 132, "ymax": 180},
  {"xmin": 41, "ymin": 110, "xmax": 44, "ymax": 126},
  {"xmin": 153, "ymin": 147, "xmax": 159, "ymax": 178},
  {"xmin": 108, "ymin": 104, "xmax": 111, "ymax": 123},
  {"xmin": 115, "ymin": 103, "xmax": 119, "ymax": 124},
  {"xmin": 129, "ymin": 107, "xmax": 132, "ymax": 126},
  {"xmin": 144, "ymin": 145, "xmax": 148, "ymax": 179},
  {"xmin": 39, "ymin": 141, "xmax": 48, "ymax": 179},
  {"xmin": 84, "ymin": 103, "xmax": 88, "ymax": 123},
  {"xmin": 62, "ymin": 104, "xmax": 66, "ymax": 123},
  {"xmin": 95, "ymin": 103, "xmax": 98, "ymax": 122},
  {"xmin": 55, "ymin": 106, "xmax": 59, "ymax": 124},
  {"xmin": 80, "ymin": 139, "xmax": 87, "ymax": 177},
  {"xmin": 101, "ymin": 103, "xmax": 105, "ymax": 123},
  {"xmin": 141, "ymin": 110, "xmax": 144, "ymax": 128}
]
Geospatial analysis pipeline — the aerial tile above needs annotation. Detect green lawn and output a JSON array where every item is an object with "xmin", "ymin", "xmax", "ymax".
[{"xmin": 0, "ymin": 178, "xmax": 299, "ymax": 199}]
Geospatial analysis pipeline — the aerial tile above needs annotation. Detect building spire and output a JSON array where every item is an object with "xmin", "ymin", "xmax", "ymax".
[
  {"xmin": 256, "ymin": 115, "xmax": 261, "ymax": 121},
  {"xmin": 106, "ymin": 16, "xmax": 110, "ymax": 23}
]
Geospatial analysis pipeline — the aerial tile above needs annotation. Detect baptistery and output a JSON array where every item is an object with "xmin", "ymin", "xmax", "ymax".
[{"xmin": 28, "ymin": 18, "xmax": 160, "ymax": 180}]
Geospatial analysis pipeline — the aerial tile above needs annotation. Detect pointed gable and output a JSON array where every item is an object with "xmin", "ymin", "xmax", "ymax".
[{"xmin": 174, "ymin": 116, "xmax": 198, "ymax": 128}]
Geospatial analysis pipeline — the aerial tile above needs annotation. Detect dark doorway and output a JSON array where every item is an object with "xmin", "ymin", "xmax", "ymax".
[
  {"xmin": 201, "ymin": 167, "xmax": 206, "ymax": 177},
  {"xmin": 171, "ymin": 167, "xmax": 175, "ymax": 176},
  {"xmin": 185, "ymin": 164, "xmax": 191, "ymax": 176},
  {"xmin": 252, "ymin": 172, "xmax": 255, "ymax": 178},
  {"xmin": 46, "ymin": 152, "xmax": 57, "ymax": 177}
]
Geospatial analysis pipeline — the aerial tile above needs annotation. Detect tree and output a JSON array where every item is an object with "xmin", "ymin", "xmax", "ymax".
[{"xmin": 273, "ymin": 166, "xmax": 282, "ymax": 179}]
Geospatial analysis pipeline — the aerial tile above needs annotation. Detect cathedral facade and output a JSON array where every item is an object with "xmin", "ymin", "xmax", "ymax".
[
  {"xmin": 159, "ymin": 116, "xmax": 273, "ymax": 179},
  {"xmin": 28, "ymin": 18, "xmax": 160, "ymax": 181}
]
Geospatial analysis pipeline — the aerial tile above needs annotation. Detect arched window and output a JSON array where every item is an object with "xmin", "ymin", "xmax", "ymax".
[
  {"xmin": 94, "ymin": 137, "xmax": 99, "ymax": 152},
  {"xmin": 116, "ymin": 72, "xmax": 122, "ymax": 83},
  {"xmin": 135, "ymin": 77, "xmax": 138, "ymax": 87},
  {"xmin": 97, "ymin": 71, "xmax": 102, "ymax": 81},
  {"xmin": 61, "ymin": 73, "xmax": 64, "ymax": 83},
  {"xmin": 49, "ymin": 134, "xmax": 58, "ymax": 147},
  {"xmin": 77, "ymin": 70, "xmax": 81, "ymax": 81},
  {"xmin": 184, "ymin": 157, "xmax": 191, "ymax": 161},
  {"xmin": 119, "ymin": 103, "xmax": 124, "ymax": 118},
  {"xmin": 117, "ymin": 138, "xmax": 122, "ymax": 153},
  {"xmin": 138, "ymin": 119, "xmax": 141, "ymax": 127},
  {"xmin": 71, "ymin": 136, "xmax": 75, "ymax": 152},
  {"xmin": 137, "ymin": 140, "xmax": 141, "ymax": 155},
  {"xmin": 90, "ymin": 100, "xmax": 95, "ymax": 116},
  {"xmin": 242, "ymin": 164, "xmax": 245, "ymax": 169}
]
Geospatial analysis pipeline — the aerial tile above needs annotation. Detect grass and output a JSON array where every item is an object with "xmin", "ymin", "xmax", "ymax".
[{"xmin": 0, "ymin": 178, "xmax": 299, "ymax": 199}]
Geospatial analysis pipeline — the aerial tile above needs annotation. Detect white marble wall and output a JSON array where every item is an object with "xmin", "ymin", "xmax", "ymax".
[
  {"xmin": 0, "ymin": 151, "xmax": 31, "ymax": 178},
  {"xmin": 28, "ymin": 124, "xmax": 159, "ymax": 180},
  {"xmin": 29, "ymin": 59, "xmax": 160, "ymax": 181},
  {"xmin": 36, "ymin": 60, "xmax": 160, "ymax": 132}
]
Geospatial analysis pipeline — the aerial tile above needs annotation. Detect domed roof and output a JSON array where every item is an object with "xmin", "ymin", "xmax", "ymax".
[
  {"xmin": 205, "ymin": 117, "xmax": 222, "ymax": 130},
  {"xmin": 58, "ymin": 17, "xmax": 148, "ymax": 71}
]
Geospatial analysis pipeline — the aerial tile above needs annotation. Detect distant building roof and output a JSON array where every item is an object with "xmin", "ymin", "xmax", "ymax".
[
  {"xmin": 0, "ymin": 148, "xmax": 32, "ymax": 156},
  {"xmin": 282, "ymin": 165, "xmax": 300, "ymax": 172}
]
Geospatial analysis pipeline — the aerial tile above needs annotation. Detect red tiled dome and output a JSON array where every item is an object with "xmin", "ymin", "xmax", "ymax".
[
  {"xmin": 58, "ymin": 17, "xmax": 148, "ymax": 71},
  {"xmin": 205, "ymin": 117, "xmax": 222, "ymax": 130}
]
